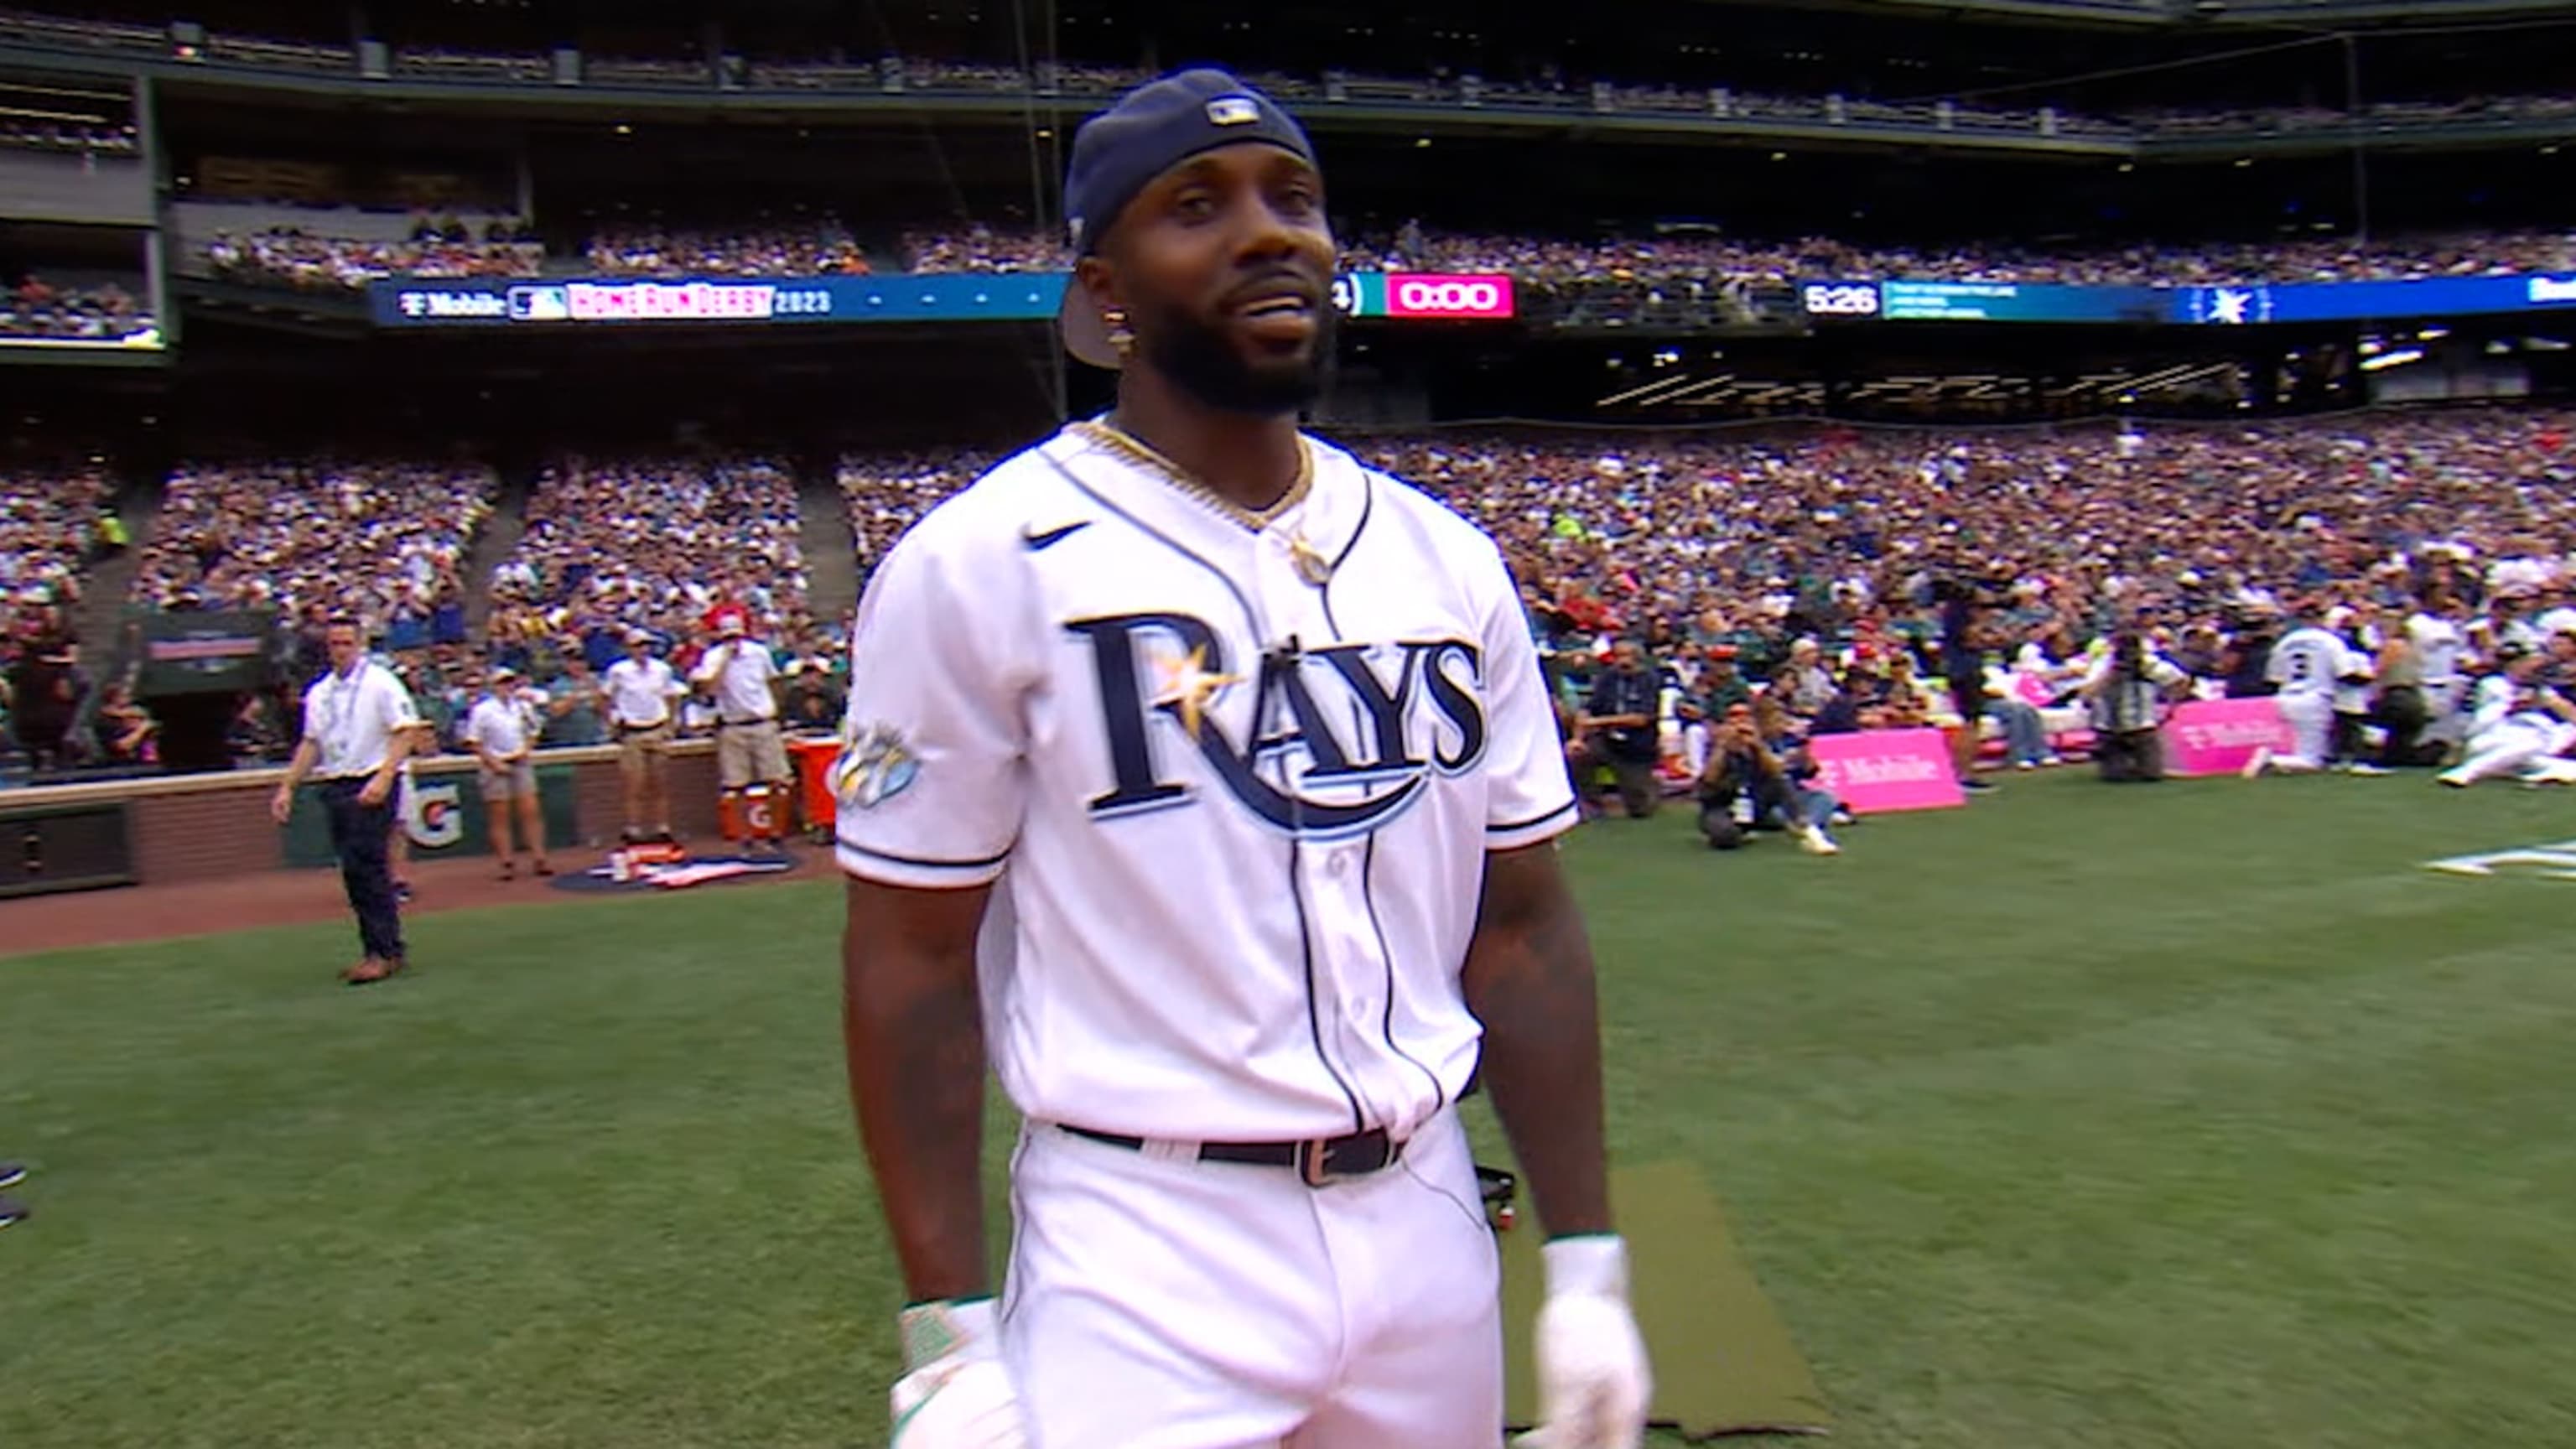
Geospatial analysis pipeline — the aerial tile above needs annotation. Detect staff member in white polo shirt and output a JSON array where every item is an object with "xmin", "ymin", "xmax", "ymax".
[
  {"xmin": 603, "ymin": 626, "xmax": 683, "ymax": 844},
  {"xmin": 463, "ymin": 665, "xmax": 554, "ymax": 881},
  {"xmin": 690, "ymin": 609, "xmax": 792, "ymax": 855},
  {"xmin": 270, "ymin": 616, "xmax": 418, "ymax": 986}
]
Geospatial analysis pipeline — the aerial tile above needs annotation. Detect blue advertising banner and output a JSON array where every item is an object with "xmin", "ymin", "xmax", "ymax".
[
  {"xmin": 2168, "ymin": 273, "xmax": 2576, "ymax": 325},
  {"xmin": 371, "ymin": 273, "xmax": 1066, "ymax": 327},
  {"xmin": 366, "ymin": 272, "xmax": 1510, "ymax": 329}
]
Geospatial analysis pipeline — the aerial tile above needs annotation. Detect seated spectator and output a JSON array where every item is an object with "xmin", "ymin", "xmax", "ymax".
[{"xmin": 91, "ymin": 681, "xmax": 158, "ymax": 766}]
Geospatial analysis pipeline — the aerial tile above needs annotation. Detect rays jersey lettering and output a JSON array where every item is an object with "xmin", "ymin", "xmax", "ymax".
[
  {"xmin": 1067, "ymin": 611, "xmax": 1484, "ymax": 834},
  {"xmin": 831, "ymin": 426, "xmax": 1581, "ymax": 1140}
]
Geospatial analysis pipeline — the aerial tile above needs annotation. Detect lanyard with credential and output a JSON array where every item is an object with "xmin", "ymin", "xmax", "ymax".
[{"xmin": 320, "ymin": 667, "xmax": 365, "ymax": 766}]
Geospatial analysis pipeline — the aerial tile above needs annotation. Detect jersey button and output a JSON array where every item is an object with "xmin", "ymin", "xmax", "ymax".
[{"xmin": 1325, "ymin": 850, "xmax": 1348, "ymax": 877}]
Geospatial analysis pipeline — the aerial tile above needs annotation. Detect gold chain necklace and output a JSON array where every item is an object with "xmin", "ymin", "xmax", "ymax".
[{"xmin": 1072, "ymin": 419, "xmax": 1314, "ymax": 532}]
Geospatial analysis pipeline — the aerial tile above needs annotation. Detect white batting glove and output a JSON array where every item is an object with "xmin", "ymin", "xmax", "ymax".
[
  {"xmin": 1515, "ymin": 1235, "xmax": 1653, "ymax": 1449},
  {"xmin": 890, "ymin": 1297, "xmax": 1028, "ymax": 1449}
]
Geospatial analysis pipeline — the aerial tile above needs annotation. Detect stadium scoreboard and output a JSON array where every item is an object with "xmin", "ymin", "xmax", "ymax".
[{"xmin": 1800, "ymin": 273, "xmax": 2576, "ymax": 327}]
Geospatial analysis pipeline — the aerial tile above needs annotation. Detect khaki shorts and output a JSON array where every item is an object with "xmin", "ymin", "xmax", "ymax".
[
  {"xmin": 616, "ymin": 720, "xmax": 675, "ymax": 778},
  {"xmin": 479, "ymin": 759, "xmax": 538, "ymax": 801},
  {"xmin": 717, "ymin": 719, "xmax": 792, "ymax": 789}
]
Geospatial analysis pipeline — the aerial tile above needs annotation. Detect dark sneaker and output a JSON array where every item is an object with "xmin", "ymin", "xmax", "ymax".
[
  {"xmin": 0, "ymin": 1162, "xmax": 24, "ymax": 1190},
  {"xmin": 0, "ymin": 1194, "xmax": 27, "ymax": 1228},
  {"xmin": 1961, "ymin": 778, "xmax": 1998, "ymax": 793}
]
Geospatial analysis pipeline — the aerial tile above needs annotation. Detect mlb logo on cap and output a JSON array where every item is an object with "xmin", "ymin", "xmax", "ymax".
[{"xmin": 1205, "ymin": 96, "xmax": 1260, "ymax": 126}]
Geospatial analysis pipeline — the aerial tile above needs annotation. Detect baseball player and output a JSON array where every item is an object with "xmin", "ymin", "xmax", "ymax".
[
  {"xmin": 2437, "ymin": 643, "xmax": 2576, "ymax": 787},
  {"xmin": 2407, "ymin": 594, "xmax": 2470, "ymax": 750},
  {"xmin": 2244, "ymin": 600, "xmax": 2358, "ymax": 778},
  {"xmin": 836, "ymin": 70, "xmax": 1649, "ymax": 1449}
]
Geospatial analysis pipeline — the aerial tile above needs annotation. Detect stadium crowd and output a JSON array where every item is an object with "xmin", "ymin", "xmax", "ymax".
[
  {"xmin": 1354, "ymin": 226, "xmax": 2576, "ymax": 288},
  {"xmin": 0, "ymin": 276, "xmax": 153, "ymax": 340},
  {"xmin": 584, "ymin": 221, "xmax": 871, "ymax": 278},
  {"xmin": 200, "ymin": 225, "xmax": 543, "ymax": 290},
  {"xmin": 132, "ymin": 461, "xmax": 495, "ymax": 626},
  {"xmin": 0, "ymin": 119, "xmax": 138, "ymax": 153},
  {"xmin": 29, "ymin": 406, "xmax": 2576, "ymax": 788},
  {"xmin": 839, "ymin": 449, "xmax": 1000, "ymax": 575},
  {"xmin": 819, "ymin": 408, "xmax": 2576, "ymax": 818},
  {"xmin": 0, "ymin": 465, "xmax": 112, "ymax": 612},
  {"xmin": 485, "ymin": 456, "xmax": 810, "ymax": 660}
]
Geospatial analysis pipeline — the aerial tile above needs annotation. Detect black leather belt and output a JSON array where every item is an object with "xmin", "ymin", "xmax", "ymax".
[
  {"xmin": 1060, "ymin": 1124, "xmax": 1403, "ymax": 1187},
  {"xmin": 718, "ymin": 718, "xmax": 776, "ymax": 730}
]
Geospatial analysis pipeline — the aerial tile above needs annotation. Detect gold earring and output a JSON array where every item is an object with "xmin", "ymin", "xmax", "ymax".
[{"xmin": 1104, "ymin": 307, "xmax": 1135, "ymax": 358}]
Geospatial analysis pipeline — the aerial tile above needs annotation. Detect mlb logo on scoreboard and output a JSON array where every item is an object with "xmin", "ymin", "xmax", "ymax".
[{"xmin": 508, "ymin": 285, "xmax": 571, "ymax": 323}]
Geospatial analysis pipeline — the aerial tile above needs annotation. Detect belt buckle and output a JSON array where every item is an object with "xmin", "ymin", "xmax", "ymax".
[
  {"xmin": 1299, "ymin": 1130, "xmax": 1393, "ymax": 1187},
  {"xmin": 1296, "ymin": 1138, "xmax": 1340, "ymax": 1187}
]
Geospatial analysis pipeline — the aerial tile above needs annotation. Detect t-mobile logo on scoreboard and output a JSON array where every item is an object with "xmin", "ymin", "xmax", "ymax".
[{"xmin": 1383, "ymin": 273, "xmax": 1515, "ymax": 319}]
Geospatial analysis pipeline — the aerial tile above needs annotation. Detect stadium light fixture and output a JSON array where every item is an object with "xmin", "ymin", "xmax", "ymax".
[{"xmin": 2359, "ymin": 348, "xmax": 2424, "ymax": 371}]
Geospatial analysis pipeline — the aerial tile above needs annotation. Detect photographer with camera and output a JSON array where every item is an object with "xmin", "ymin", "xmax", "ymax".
[
  {"xmin": 1696, "ymin": 699, "xmax": 1841, "ymax": 854},
  {"xmin": 2080, "ymin": 624, "xmax": 2189, "ymax": 782},
  {"xmin": 1571, "ymin": 637, "xmax": 1665, "ymax": 819},
  {"xmin": 1928, "ymin": 558, "xmax": 2008, "ymax": 793}
]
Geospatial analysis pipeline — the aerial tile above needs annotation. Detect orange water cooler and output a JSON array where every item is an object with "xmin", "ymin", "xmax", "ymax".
[{"xmin": 789, "ymin": 734, "xmax": 844, "ymax": 840}]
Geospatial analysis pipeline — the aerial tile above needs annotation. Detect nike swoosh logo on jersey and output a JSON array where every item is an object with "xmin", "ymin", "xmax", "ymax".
[{"xmin": 1021, "ymin": 520, "xmax": 1092, "ymax": 551}]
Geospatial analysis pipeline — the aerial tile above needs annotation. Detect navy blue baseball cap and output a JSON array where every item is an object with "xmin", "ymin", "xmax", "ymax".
[{"xmin": 1057, "ymin": 67, "xmax": 1318, "ymax": 369}]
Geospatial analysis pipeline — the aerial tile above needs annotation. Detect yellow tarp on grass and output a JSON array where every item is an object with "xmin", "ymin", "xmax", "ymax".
[{"xmin": 1501, "ymin": 1160, "xmax": 1834, "ymax": 1441}]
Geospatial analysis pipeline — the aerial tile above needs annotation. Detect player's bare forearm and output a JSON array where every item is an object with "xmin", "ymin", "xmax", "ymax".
[
  {"xmin": 1461, "ymin": 840, "xmax": 1613, "ymax": 1239},
  {"xmin": 841, "ymin": 876, "xmax": 995, "ymax": 1303}
]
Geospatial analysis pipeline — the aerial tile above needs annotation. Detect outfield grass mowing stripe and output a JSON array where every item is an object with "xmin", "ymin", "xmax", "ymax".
[{"xmin": 4, "ymin": 771, "xmax": 2573, "ymax": 1447}]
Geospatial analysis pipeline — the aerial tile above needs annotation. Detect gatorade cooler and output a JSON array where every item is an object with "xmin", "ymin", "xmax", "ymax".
[
  {"xmin": 790, "ymin": 733, "xmax": 843, "ymax": 839},
  {"xmin": 720, "ymin": 783, "xmax": 786, "ymax": 844}
]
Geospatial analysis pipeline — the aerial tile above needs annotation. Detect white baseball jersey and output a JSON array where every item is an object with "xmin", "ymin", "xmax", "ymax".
[
  {"xmin": 2267, "ymin": 626, "xmax": 2353, "ymax": 702},
  {"xmin": 2468, "ymin": 674, "xmax": 2558, "ymax": 740},
  {"xmin": 2407, "ymin": 613, "xmax": 2466, "ymax": 683},
  {"xmin": 834, "ymin": 424, "xmax": 1576, "ymax": 1145}
]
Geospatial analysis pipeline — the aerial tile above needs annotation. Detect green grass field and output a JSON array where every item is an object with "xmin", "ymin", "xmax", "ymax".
[{"xmin": 5, "ymin": 770, "xmax": 2574, "ymax": 1448}]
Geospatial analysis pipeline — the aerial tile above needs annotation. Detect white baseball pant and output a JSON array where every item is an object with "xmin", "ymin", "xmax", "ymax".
[
  {"xmin": 2449, "ymin": 720, "xmax": 2576, "ymax": 786},
  {"xmin": 2421, "ymin": 680, "xmax": 2468, "ymax": 748},
  {"xmin": 2275, "ymin": 692, "xmax": 2334, "ymax": 769},
  {"xmin": 999, "ymin": 1106, "xmax": 1502, "ymax": 1449}
]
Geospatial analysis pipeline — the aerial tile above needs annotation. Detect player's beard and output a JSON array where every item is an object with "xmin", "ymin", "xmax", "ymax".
[{"xmin": 1138, "ymin": 293, "xmax": 1333, "ymax": 417}]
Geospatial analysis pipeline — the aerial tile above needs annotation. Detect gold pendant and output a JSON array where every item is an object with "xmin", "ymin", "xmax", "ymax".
[{"xmin": 1289, "ymin": 532, "xmax": 1334, "ymax": 587}]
